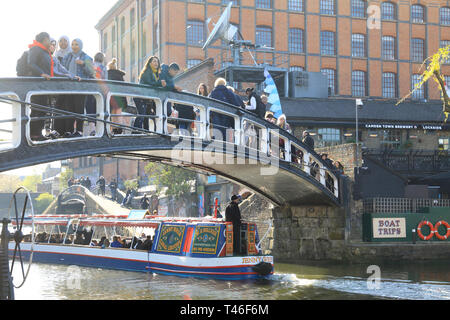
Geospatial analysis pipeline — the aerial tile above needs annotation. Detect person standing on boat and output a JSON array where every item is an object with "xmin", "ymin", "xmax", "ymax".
[{"xmin": 225, "ymin": 195, "xmax": 242, "ymax": 256}]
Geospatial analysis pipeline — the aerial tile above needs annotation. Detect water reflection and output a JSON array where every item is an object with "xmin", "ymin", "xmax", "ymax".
[{"xmin": 10, "ymin": 261, "xmax": 450, "ymax": 300}]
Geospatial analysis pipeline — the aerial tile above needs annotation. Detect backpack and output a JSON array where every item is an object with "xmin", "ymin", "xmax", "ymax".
[{"xmin": 16, "ymin": 50, "xmax": 32, "ymax": 76}]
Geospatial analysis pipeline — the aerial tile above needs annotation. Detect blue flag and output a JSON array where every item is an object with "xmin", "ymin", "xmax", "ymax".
[{"xmin": 264, "ymin": 68, "xmax": 283, "ymax": 118}]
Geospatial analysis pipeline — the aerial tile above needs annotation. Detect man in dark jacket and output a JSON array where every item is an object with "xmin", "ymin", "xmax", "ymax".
[
  {"xmin": 209, "ymin": 78, "xmax": 239, "ymax": 141},
  {"xmin": 160, "ymin": 63, "xmax": 181, "ymax": 92},
  {"xmin": 302, "ymin": 131, "xmax": 315, "ymax": 150},
  {"xmin": 245, "ymin": 88, "xmax": 266, "ymax": 119},
  {"xmin": 225, "ymin": 195, "xmax": 242, "ymax": 255}
]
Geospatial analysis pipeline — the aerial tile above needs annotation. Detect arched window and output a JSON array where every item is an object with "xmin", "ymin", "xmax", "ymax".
[
  {"xmin": 381, "ymin": 2, "xmax": 396, "ymax": 20},
  {"xmin": 351, "ymin": 0, "xmax": 366, "ymax": 18},
  {"xmin": 351, "ymin": 34, "xmax": 366, "ymax": 57},
  {"xmin": 441, "ymin": 7, "xmax": 450, "ymax": 25},
  {"xmin": 411, "ymin": 4, "xmax": 425, "ymax": 23},
  {"xmin": 352, "ymin": 70, "xmax": 367, "ymax": 97}
]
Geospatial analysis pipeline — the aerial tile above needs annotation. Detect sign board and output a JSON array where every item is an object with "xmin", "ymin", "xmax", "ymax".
[
  {"xmin": 156, "ymin": 224, "xmax": 185, "ymax": 253},
  {"xmin": 192, "ymin": 226, "xmax": 220, "ymax": 255},
  {"xmin": 372, "ymin": 218, "xmax": 406, "ymax": 238}
]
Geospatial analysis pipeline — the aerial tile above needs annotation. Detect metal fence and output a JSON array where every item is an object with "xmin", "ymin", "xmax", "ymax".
[{"xmin": 364, "ymin": 198, "xmax": 450, "ymax": 213}]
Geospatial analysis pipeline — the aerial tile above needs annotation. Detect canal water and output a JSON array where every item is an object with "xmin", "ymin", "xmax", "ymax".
[{"xmin": 10, "ymin": 260, "xmax": 450, "ymax": 300}]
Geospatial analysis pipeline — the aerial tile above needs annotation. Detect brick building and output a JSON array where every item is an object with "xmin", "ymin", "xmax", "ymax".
[{"xmin": 96, "ymin": 0, "xmax": 450, "ymax": 99}]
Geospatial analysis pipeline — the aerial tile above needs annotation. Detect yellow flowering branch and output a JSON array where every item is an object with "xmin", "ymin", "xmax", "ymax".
[{"xmin": 397, "ymin": 45, "xmax": 450, "ymax": 122}]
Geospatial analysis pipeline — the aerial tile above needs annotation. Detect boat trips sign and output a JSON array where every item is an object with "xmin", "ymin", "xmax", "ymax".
[
  {"xmin": 192, "ymin": 226, "xmax": 220, "ymax": 254},
  {"xmin": 157, "ymin": 224, "xmax": 186, "ymax": 253},
  {"xmin": 372, "ymin": 218, "xmax": 406, "ymax": 238}
]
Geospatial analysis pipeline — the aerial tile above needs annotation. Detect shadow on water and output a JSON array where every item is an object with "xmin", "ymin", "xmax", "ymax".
[{"xmin": 10, "ymin": 260, "xmax": 450, "ymax": 300}]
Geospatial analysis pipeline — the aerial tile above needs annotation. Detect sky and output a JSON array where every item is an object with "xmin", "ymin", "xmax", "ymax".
[{"xmin": 0, "ymin": 0, "xmax": 118, "ymax": 176}]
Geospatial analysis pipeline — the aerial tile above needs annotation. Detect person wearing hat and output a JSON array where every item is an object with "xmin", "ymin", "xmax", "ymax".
[
  {"xmin": 225, "ymin": 195, "xmax": 242, "ymax": 255},
  {"xmin": 265, "ymin": 111, "xmax": 276, "ymax": 124},
  {"xmin": 302, "ymin": 130, "xmax": 315, "ymax": 150}
]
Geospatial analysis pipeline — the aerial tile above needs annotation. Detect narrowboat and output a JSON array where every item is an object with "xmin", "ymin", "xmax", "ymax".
[{"xmin": 8, "ymin": 211, "xmax": 274, "ymax": 281}]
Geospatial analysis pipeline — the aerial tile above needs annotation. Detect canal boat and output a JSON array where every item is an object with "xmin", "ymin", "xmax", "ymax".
[{"xmin": 8, "ymin": 212, "xmax": 274, "ymax": 281}]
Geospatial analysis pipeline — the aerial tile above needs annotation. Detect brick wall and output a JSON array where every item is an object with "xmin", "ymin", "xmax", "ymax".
[
  {"xmin": 175, "ymin": 58, "xmax": 216, "ymax": 94},
  {"xmin": 316, "ymin": 143, "xmax": 361, "ymax": 181}
]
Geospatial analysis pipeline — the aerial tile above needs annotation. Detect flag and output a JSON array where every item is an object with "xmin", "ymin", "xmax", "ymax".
[{"xmin": 264, "ymin": 68, "xmax": 283, "ymax": 118}]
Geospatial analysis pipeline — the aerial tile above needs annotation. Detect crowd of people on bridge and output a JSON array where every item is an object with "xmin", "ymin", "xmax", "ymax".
[{"xmin": 18, "ymin": 31, "xmax": 348, "ymax": 177}]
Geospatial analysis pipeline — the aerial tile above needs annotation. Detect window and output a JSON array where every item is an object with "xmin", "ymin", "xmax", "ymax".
[
  {"xmin": 187, "ymin": 20, "xmax": 205, "ymax": 46},
  {"xmin": 441, "ymin": 7, "xmax": 450, "ymax": 25},
  {"xmin": 411, "ymin": 38, "xmax": 425, "ymax": 62},
  {"xmin": 351, "ymin": 0, "xmax": 366, "ymax": 18},
  {"xmin": 320, "ymin": 0, "xmax": 335, "ymax": 15},
  {"xmin": 142, "ymin": 32, "xmax": 147, "ymax": 58},
  {"xmin": 352, "ymin": 34, "xmax": 366, "ymax": 57},
  {"xmin": 222, "ymin": 0, "xmax": 239, "ymax": 5},
  {"xmin": 352, "ymin": 70, "xmax": 367, "ymax": 97},
  {"xmin": 321, "ymin": 68, "xmax": 336, "ymax": 96},
  {"xmin": 187, "ymin": 59, "xmax": 202, "ymax": 69},
  {"xmin": 112, "ymin": 26, "xmax": 116, "ymax": 44},
  {"xmin": 380, "ymin": 130, "xmax": 402, "ymax": 150},
  {"xmin": 153, "ymin": 23, "xmax": 159, "ymax": 50},
  {"xmin": 288, "ymin": 0, "xmax": 303, "ymax": 12},
  {"xmin": 256, "ymin": 0, "xmax": 271, "ymax": 9},
  {"xmin": 381, "ymin": 2, "xmax": 396, "ymax": 20},
  {"xmin": 121, "ymin": 47, "xmax": 126, "ymax": 70},
  {"xmin": 131, "ymin": 40, "xmax": 136, "ymax": 65},
  {"xmin": 256, "ymin": 26, "xmax": 272, "ymax": 47},
  {"xmin": 290, "ymin": 66, "xmax": 304, "ymax": 72},
  {"xmin": 439, "ymin": 138, "xmax": 449, "ymax": 151},
  {"xmin": 411, "ymin": 74, "xmax": 425, "ymax": 100},
  {"xmin": 141, "ymin": 0, "xmax": 147, "ymax": 18},
  {"xmin": 382, "ymin": 36, "xmax": 396, "ymax": 60},
  {"xmin": 318, "ymin": 128, "xmax": 341, "ymax": 147},
  {"xmin": 289, "ymin": 28, "xmax": 304, "ymax": 53},
  {"xmin": 321, "ymin": 31, "xmax": 335, "ymax": 55},
  {"xmin": 411, "ymin": 4, "xmax": 425, "ymax": 23},
  {"xmin": 130, "ymin": 8, "xmax": 135, "ymax": 28},
  {"xmin": 120, "ymin": 17, "xmax": 126, "ymax": 37},
  {"xmin": 382, "ymin": 72, "xmax": 396, "ymax": 98},
  {"xmin": 441, "ymin": 40, "xmax": 450, "ymax": 64},
  {"xmin": 103, "ymin": 33, "xmax": 108, "ymax": 51}
]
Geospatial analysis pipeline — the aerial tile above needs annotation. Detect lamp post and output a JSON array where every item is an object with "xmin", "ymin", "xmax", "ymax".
[{"xmin": 355, "ymin": 99, "xmax": 363, "ymax": 174}]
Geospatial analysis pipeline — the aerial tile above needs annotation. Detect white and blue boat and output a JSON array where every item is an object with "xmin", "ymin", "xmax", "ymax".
[{"xmin": 8, "ymin": 212, "xmax": 274, "ymax": 281}]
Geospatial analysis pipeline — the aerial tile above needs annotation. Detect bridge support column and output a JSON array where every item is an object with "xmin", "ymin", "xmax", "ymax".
[{"xmin": 272, "ymin": 204, "xmax": 348, "ymax": 261}]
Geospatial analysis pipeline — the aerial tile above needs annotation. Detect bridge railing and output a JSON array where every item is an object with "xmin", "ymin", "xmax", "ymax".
[{"xmin": 0, "ymin": 78, "xmax": 340, "ymax": 200}]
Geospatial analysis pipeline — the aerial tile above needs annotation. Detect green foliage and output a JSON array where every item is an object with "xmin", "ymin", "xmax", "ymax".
[
  {"xmin": 144, "ymin": 163, "xmax": 196, "ymax": 198},
  {"xmin": 22, "ymin": 175, "xmax": 42, "ymax": 192},
  {"xmin": 35, "ymin": 192, "xmax": 54, "ymax": 214},
  {"xmin": 124, "ymin": 179, "xmax": 139, "ymax": 191},
  {"xmin": 59, "ymin": 168, "xmax": 74, "ymax": 189}
]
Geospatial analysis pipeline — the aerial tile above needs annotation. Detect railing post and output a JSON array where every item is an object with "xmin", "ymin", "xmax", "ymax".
[{"xmin": 304, "ymin": 152, "xmax": 311, "ymax": 175}]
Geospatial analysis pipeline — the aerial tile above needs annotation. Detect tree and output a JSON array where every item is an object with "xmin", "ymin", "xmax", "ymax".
[
  {"xmin": 397, "ymin": 45, "xmax": 450, "ymax": 121},
  {"xmin": 0, "ymin": 174, "xmax": 21, "ymax": 192},
  {"xmin": 144, "ymin": 163, "xmax": 197, "ymax": 198},
  {"xmin": 124, "ymin": 179, "xmax": 139, "ymax": 191},
  {"xmin": 22, "ymin": 175, "xmax": 42, "ymax": 192},
  {"xmin": 59, "ymin": 168, "xmax": 73, "ymax": 189},
  {"xmin": 35, "ymin": 193, "xmax": 54, "ymax": 214}
]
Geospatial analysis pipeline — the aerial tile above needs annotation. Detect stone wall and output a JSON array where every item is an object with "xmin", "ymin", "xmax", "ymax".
[{"xmin": 272, "ymin": 204, "xmax": 348, "ymax": 261}]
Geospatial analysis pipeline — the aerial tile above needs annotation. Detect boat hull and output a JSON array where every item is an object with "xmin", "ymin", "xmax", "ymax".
[{"xmin": 8, "ymin": 243, "xmax": 273, "ymax": 281}]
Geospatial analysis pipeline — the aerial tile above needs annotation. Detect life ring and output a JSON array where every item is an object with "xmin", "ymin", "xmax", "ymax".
[
  {"xmin": 434, "ymin": 221, "xmax": 450, "ymax": 240},
  {"xmin": 417, "ymin": 220, "xmax": 434, "ymax": 241}
]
